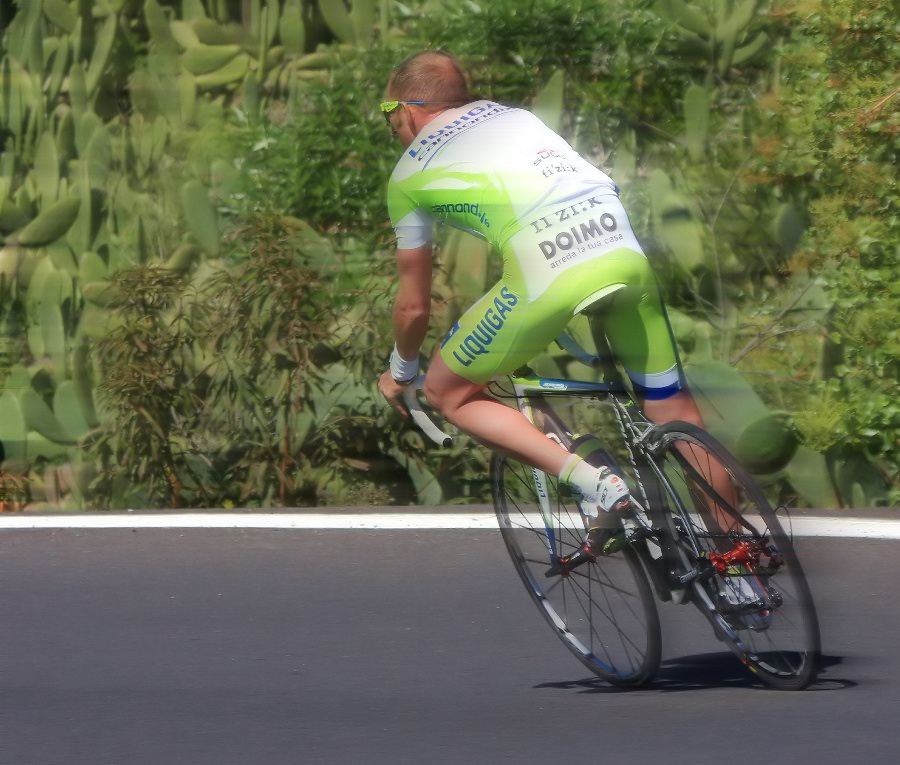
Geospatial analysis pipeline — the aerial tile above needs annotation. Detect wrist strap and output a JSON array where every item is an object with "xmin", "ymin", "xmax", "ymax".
[{"xmin": 389, "ymin": 346, "xmax": 419, "ymax": 383}]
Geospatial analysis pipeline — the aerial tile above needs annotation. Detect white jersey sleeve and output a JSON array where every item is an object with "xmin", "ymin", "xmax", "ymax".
[{"xmin": 393, "ymin": 208, "xmax": 433, "ymax": 250}]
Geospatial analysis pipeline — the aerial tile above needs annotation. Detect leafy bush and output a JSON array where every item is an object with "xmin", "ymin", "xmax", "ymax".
[
  {"xmin": 224, "ymin": 44, "xmax": 496, "ymax": 505},
  {"xmin": 417, "ymin": 0, "xmax": 685, "ymax": 140},
  {"xmin": 1, "ymin": 0, "xmax": 895, "ymax": 509},
  {"xmin": 90, "ymin": 268, "xmax": 205, "ymax": 509},
  {"xmin": 748, "ymin": 0, "xmax": 899, "ymax": 503},
  {"xmin": 234, "ymin": 45, "xmax": 401, "ymax": 235},
  {"xmin": 197, "ymin": 207, "xmax": 410, "ymax": 506}
]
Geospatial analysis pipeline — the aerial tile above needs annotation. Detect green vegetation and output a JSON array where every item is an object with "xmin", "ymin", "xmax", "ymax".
[{"xmin": 0, "ymin": 0, "xmax": 896, "ymax": 511}]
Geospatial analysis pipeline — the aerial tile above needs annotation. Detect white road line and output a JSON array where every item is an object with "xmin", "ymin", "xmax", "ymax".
[
  {"xmin": 0, "ymin": 513, "xmax": 898, "ymax": 538},
  {"xmin": 0, "ymin": 513, "xmax": 498, "ymax": 530},
  {"xmin": 785, "ymin": 516, "xmax": 900, "ymax": 539}
]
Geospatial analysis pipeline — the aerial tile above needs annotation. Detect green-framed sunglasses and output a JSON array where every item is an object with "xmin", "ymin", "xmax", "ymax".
[
  {"xmin": 380, "ymin": 100, "xmax": 426, "ymax": 125},
  {"xmin": 380, "ymin": 100, "xmax": 465, "ymax": 126}
]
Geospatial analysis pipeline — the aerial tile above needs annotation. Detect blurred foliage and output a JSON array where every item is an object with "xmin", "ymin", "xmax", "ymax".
[
  {"xmin": 745, "ymin": 0, "xmax": 898, "ymax": 504},
  {"xmin": 233, "ymin": 45, "xmax": 400, "ymax": 233},
  {"xmin": 193, "ymin": 210, "xmax": 385, "ymax": 507},
  {"xmin": 0, "ymin": 0, "xmax": 896, "ymax": 509},
  {"xmin": 90, "ymin": 267, "xmax": 203, "ymax": 509}
]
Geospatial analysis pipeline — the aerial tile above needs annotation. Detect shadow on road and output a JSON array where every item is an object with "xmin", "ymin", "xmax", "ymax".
[{"xmin": 534, "ymin": 653, "xmax": 851, "ymax": 693}]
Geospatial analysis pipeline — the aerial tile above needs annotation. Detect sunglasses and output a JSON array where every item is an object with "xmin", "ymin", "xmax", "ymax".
[{"xmin": 380, "ymin": 100, "xmax": 426, "ymax": 126}]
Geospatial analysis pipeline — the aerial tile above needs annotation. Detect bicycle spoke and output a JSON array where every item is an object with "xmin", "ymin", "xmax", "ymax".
[
  {"xmin": 649, "ymin": 423, "xmax": 821, "ymax": 690},
  {"xmin": 493, "ymin": 453, "xmax": 661, "ymax": 686}
]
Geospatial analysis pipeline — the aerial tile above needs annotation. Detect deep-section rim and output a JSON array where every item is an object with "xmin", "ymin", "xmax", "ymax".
[{"xmin": 491, "ymin": 453, "xmax": 661, "ymax": 687}]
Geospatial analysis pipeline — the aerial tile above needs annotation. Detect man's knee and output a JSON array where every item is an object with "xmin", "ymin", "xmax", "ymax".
[{"xmin": 641, "ymin": 388, "xmax": 704, "ymax": 429}]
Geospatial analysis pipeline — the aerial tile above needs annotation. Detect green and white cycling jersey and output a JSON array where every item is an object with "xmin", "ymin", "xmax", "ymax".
[{"xmin": 387, "ymin": 100, "xmax": 683, "ymax": 397}]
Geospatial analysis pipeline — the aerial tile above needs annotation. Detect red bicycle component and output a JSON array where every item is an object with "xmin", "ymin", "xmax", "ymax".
[{"xmin": 709, "ymin": 539, "xmax": 763, "ymax": 575}]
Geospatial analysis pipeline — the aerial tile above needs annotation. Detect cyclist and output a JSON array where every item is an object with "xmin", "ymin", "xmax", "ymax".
[{"xmin": 377, "ymin": 51, "xmax": 711, "ymax": 562}]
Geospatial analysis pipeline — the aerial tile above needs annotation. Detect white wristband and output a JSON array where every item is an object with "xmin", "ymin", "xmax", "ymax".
[{"xmin": 389, "ymin": 346, "xmax": 419, "ymax": 383}]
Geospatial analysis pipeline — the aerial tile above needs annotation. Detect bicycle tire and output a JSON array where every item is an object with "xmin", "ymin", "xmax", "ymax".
[
  {"xmin": 491, "ymin": 452, "xmax": 662, "ymax": 686},
  {"xmin": 646, "ymin": 422, "xmax": 821, "ymax": 690}
]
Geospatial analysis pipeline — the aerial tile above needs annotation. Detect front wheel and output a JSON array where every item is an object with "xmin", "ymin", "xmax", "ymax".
[
  {"xmin": 491, "ymin": 453, "xmax": 661, "ymax": 686},
  {"xmin": 647, "ymin": 422, "xmax": 821, "ymax": 690}
]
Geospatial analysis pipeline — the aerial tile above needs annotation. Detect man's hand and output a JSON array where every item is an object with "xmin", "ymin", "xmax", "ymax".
[{"xmin": 378, "ymin": 371, "xmax": 411, "ymax": 417}]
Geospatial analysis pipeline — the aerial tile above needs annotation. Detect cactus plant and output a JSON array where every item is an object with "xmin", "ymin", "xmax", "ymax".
[
  {"xmin": 649, "ymin": 168, "xmax": 706, "ymax": 273},
  {"xmin": 11, "ymin": 195, "xmax": 81, "ymax": 247},
  {"xmin": 0, "ymin": 389, "xmax": 27, "ymax": 467},
  {"xmin": 733, "ymin": 410, "xmax": 799, "ymax": 474},
  {"xmin": 0, "ymin": 0, "xmax": 886, "ymax": 511},
  {"xmin": 180, "ymin": 180, "xmax": 221, "ymax": 256},
  {"xmin": 531, "ymin": 68, "xmax": 565, "ymax": 133},
  {"xmin": 653, "ymin": 0, "xmax": 771, "ymax": 75},
  {"xmin": 683, "ymin": 83, "xmax": 709, "ymax": 162}
]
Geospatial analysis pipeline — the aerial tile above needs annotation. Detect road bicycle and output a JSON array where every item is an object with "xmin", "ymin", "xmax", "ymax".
[{"xmin": 404, "ymin": 330, "xmax": 821, "ymax": 690}]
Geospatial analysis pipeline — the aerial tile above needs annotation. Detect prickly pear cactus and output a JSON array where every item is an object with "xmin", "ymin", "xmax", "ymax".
[{"xmin": 0, "ymin": 0, "xmax": 352, "ymax": 509}]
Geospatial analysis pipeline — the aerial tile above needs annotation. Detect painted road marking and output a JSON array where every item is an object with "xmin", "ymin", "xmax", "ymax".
[{"xmin": 0, "ymin": 513, "xmax": 898, "ymax": 538}]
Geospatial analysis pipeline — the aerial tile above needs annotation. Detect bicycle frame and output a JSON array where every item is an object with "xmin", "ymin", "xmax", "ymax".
[
  {"xmin": 493, "ymin": 366, "xmax": 657, "ymax": 516},
  {"xmin": 402, "ymin": 333, "xmax": 822, "ymax": 689},
  {"xmin": 403, "ymin": 331, "xmax": 725, "ymax": 558}
]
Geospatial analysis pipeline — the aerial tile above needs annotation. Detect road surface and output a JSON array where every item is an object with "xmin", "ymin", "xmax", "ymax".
[{"xmin": 1, "ymin": 511, "xmax": 897, "ymax": 764}]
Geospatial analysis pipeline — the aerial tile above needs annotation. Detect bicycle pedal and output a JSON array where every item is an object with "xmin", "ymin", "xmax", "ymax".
[
  {"xmin": 716, "ymin": 577, "xmax": 769, "ymax": 618},
  {"xmin": 623, "ymin": 523, "xmax": 652, "ymax": 544},
  {"xmin": 718, "ymin": 600, "xmax": 774, "ymax": 632},
  {"xmin": 717, "ymin": 597, "xmax": 767, "ymax": 616},
  {"xmin": 588, "ymin": 526, "xmax": 626, "ymax": 555},
  {"xmin": 545, "ymin": 544, "xmax": 595, "ymax": 577}
]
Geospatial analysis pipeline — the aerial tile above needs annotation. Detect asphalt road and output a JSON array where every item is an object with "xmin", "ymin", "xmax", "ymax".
[{"xmin": 1, "ymin": 525, "xmax": 897, "ymax": 765}]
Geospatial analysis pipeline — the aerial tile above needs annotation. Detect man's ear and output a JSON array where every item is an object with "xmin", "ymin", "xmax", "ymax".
[{"xmin": 403, "ymin": 107, "xmax": 420, "ymax": 135}]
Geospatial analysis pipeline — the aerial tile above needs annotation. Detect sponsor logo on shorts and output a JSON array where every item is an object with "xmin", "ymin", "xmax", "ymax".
[
  {"xmin": 527, "ymin": 195, "xmax": 611, "ymax": 234},
  {"xmin": 443, "ymin": 286, "xmax": 519, "ymax": 367},
  {"xmin": 539, "ymin": 213, "xmax": 621, "ymax": 265}
]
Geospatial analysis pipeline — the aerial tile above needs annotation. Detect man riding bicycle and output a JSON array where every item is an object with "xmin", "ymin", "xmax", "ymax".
[{"xmin": 377, "ymin": 51, "xmax": 710, "ymax": 558}]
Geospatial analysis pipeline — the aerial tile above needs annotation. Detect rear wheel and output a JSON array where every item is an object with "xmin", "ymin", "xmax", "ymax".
[
  {"xmin": 492, "ymin": 452, "xmax": 661, "ymax": 686},
  {"xmin": 648, "ymin": 422, "xmax": 821, "ymax": 690}
]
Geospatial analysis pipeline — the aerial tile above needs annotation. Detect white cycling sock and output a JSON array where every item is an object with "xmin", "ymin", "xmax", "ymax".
[
  {"xmin": 559, "ymin": 457, "xmax": 604, "ymax": 518},
  {"xmin": 559, "ymin": 455, "xmax": 596, "ymax": 493},
  {"xmin": 559, "ymin": 455, "xmax": 630, "ymax": 518}
]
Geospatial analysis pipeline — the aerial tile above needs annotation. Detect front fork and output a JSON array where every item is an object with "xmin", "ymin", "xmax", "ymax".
[{"xmin": 530, "ymin": 465, "xmax": 561, "ymax": 564}]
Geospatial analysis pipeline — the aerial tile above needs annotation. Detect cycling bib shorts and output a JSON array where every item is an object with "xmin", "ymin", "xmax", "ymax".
[{"xmin": 387, "ymin": 101, "xmax": 683, "ymax": 398}]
